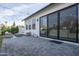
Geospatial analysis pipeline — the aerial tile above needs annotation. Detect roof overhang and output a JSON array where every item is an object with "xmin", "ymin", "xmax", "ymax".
[{"xmin": 22, "ymin": 3, "xmax": 53, "ymax": 21}]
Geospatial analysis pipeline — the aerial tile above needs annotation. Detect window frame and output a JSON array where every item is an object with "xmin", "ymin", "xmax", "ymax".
[
  {"xmin": 39, "ymin": 4, "xmax": 78, "ymax": 43},
  {"xmin": 29, "ymin": 25, "xmax": 31, "ymax": 30},
  {"xmin": 47, "ymin": 12, "xmax": 58, "ymax": 39},
  {"xmin": 32, "ymin": 19, "xmax": 36, "ymax": 30},
  {"xmin": 40, "ymin": 15, "xmax": 48, "ymax": 37},
  {"xmin": 26, "ymin": 25, "xmax": 28, "ymax": 30},
  {"xmin": 59, "ymin": 5, "xmax": 77, "ymax": 42}
]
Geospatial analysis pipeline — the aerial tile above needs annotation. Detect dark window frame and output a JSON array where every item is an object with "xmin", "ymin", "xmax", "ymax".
[
  {"xmin": 26, "ymin": 25, "xmax": 28, "ymax": 30},
  {"xmin": 59, "ymin": 5, "xmax": 77, "ymax": 42},
  {"xmin": 32, "ymin": 24, "xmax": 36, "ymax": 29},
  {"xmin": 40, "ymin": 3, "xmax": 79, "ymax": 43},
  {"xmin": 32, "ymin": 19, "xmax": 36, "ymax": 30},
  {"xmin": 29, "ymin": 25, "xmax": 31, "ymax": 30},
  {"xmin": 47, "ymin": 12, "xmax": 58, "ymax": 39},
  {"xmin": 40, "ymin": 16, "xmax": 48, "ymax": 37}
]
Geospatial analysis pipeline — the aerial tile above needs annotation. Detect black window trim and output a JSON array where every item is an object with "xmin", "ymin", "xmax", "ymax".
[
  {"xmin": 40, "ymin": 16, "xmax": 48, "ymax": 37},
  {"xmin": 39, "ymin": 3, "xmax": 79, "ymax": 43}
]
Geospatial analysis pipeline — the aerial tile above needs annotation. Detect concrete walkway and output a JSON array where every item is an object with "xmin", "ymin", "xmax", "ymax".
[{"xmin": 0, "ymin": 36, "xmax": 79, "ymax": 56}]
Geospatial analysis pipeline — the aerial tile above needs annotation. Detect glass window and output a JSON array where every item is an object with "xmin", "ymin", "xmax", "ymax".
[
  {"xmin": 32, "ymin": 19, "xmax": 36, "ymax": 29},
  {"xmin": 29, "ymin": 25, "xmax": 31, "ymax": 30},
  {"xmin": 26, "ymin": 25, "xmax": 28, "ymax": 30},
  {"xmin": 60, "ymin": 6, "xmax": 77, "ymax": 41},
  {"xmin": 48, "ymin": 13, "xmax": 58, "ymax": 39},
  {"xmin": 78, "ymin": 4, "xmax": 79, "ymax": 41},
  {"xmin": 40, "ymin": 16, "xmax": 47, "ymax": 37}
]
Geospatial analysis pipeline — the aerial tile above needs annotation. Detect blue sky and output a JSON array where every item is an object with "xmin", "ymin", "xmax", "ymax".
[{"xmin": 0, "ymin": 3, "xmax": 49, "ymax": 26}]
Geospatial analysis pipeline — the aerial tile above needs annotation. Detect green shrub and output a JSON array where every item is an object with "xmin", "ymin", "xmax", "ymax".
[
  {"xmin": 1, "ymin": 21, "xmax": 19, "ymax": 35},
  {"xmin": 10, "ymin": 26, "xmax": 19, "ymax": 34},
  {"xmin": 1, "ymin": 25, "xmax": 7, "ymax": 35},
  {"xmin": 1, "ymin": 25, "xmax": 19, "ymax": 35}
]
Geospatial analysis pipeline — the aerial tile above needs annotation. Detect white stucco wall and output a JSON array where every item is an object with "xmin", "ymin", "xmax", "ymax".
[
  {"xmin": 24, "ymin": 3, "xmax": 75, "ymax": 37},
  {"xmin": 18, "ymin": 26, "xmax": 26, "ymax": 34},
  {"xmin": 25, "ymin": 18, "xmax": 40, "ymax": 36}
]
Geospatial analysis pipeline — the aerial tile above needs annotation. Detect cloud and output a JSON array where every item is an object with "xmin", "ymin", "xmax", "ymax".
[
  {"xmin": 0, "ymin": 4, "xmax": 32, "ymax": 18},
  {"xmin": 0, "ymin": 9, "xmax": 15, "ymax": 16},
  {"xmin": 12, "ymin": 4, "xmax": 30, "ymax": 11},
  {"xmin": 0, "ymin": 3, "xmax": 49, "ymax": 25}
]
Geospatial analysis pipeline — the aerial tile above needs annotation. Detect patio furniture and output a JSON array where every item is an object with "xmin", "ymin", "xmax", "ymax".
[{"xmin": 26, "ymin": 32, "xmax": 31, "ymax": 36}]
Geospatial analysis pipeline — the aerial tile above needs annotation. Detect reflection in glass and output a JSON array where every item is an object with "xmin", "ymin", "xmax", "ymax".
[
  {"xmin": 60, "ymin": 6, "xmax": 77, "ymax": 41},
  {"xmin": 40, "ymin": 16, "xmax": 47, "ymax": 37},
  {"xmin": 48, "ymin": 13, "xmax": 58, "ymax": 38},
  {"xmin": 78, "ymin": 5, "xmax": 79, "ymax": 41}
]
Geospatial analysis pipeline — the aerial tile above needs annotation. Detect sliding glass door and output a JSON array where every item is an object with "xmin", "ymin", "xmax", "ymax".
[
  {"xmin": 59, "ymin": 5, "xmax": 77, "ymax": 41},
  {"xmin": 40, "ymin": 16, "xmax": 47, "ymax": 37},
  {"xmin": 40, "ymin": 4, "xmax": 78, "ymax": 42},
  {"xmin": 48, "ymin": 13, "xmax": 58, "ymax": 39},
  {"xmin": 78, "ymin": 4, "xmax": 79, "ymax": 42}
]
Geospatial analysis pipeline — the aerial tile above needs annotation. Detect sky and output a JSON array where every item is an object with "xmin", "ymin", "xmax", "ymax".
[{"xmin": 0, "ymin": 3, "xmax": 49, "ymax": 26}]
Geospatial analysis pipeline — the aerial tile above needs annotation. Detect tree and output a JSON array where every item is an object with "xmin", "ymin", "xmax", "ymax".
[
  {"xmin": 10, "ymin": 22, "xmax": 19, "ymax": 34},
  {"xmin": 16, "ymin": 26, "xmax": 19, "ymax": 33},
  {"xmin": 13, "ymin": 21, "xmax": 15, "ymax": 27},
  {"xmin": 1, "ymin": 25, "xmax": 7, "ymax": 35},
  {"xmin": 1, "ymin": 21, "xmax": 19, "ymax": 35},
  {"xmin": 7, "ymin": 27, "xmax": 11, "ymax": 32}
]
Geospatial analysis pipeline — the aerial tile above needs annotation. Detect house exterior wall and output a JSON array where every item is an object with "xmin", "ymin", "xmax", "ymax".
[
  {"xmin": 25, "ymin": 18, "xmax": 40, "ymax": 36},
  {"xmin": 18, "ymin": 26, "xmax": 26, "ymax": 34},
  {"xmin": 24, "ymin": 3, "xmax": 75, "ymax": 37}
]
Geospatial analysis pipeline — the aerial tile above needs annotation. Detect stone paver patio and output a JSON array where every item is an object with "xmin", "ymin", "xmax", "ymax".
[{"xmin": 0, "ymin": 36, "xmax": 79, "ymax": 56}]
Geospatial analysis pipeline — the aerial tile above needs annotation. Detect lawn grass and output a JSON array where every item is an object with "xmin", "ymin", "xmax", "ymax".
[{"xmin": 0, "ymin": 35, "xmax": 3, "ymax": 48}]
